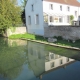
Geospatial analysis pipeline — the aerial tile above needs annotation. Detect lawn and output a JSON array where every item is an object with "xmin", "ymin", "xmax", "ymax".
[
  {"xmin": 54, "ymin": 36, "xmax": 80, "ymax": 48},
  {"xmin": 9, "ymin": 33, "xmax": 47, "ymax": 41},
  {"xmin": 9, "ymin": 34, "xmax": 80, "ymax": 48}
]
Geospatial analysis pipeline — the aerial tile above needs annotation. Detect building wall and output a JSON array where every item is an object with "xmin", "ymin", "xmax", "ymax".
[
  {"xmin": 44, "ymin": 26, "xmax": 80, "ymax": 41},
  {"xmin": 43, "ymin": 1, "xmax": 80, "ymax": 25},
  {"xmin": 25, "ymin": 0, "xmax": 44, "ymax": 36},
  {"xmin": 25, "ymin": 0, "xmax": 80, "ymax": 36},
  {"xmin": 6, "ymin": 27, "xmax": 27, "ymax": 37}
]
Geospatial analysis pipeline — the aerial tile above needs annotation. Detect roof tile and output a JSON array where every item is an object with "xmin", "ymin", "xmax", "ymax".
[{"xmin": 44, "ymin": 0, "xmax": 80, "ymax": 6}]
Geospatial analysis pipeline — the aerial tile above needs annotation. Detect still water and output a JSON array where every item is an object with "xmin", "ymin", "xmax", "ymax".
[{"xmin": 0, "ymin": 38, "xmax": 80, "ymax": 80}]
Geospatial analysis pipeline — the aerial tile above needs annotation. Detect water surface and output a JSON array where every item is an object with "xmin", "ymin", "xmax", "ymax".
[{"xmin": 0, "ymin": 38, "xmax": 80, "ymax": 80}]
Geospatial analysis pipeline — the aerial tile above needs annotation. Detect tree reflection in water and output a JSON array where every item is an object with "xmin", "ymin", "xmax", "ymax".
[
  {"xmin": 0, "ymin": 38, "xmax": 27, "ymax": 80},
  {"xmin": 0, "ymin": 39, "xmax": 80, "ymax": 80}
]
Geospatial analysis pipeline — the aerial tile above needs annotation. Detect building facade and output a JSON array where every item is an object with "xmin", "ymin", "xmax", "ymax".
[{"xmin": 25, "ymin": 0, "xmax": 80, "ymax": 35}]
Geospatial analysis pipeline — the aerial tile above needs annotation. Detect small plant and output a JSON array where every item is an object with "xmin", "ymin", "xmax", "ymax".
[{"xmin": 70, "ymin": 15, "xmax": 74, "ymax": 25}]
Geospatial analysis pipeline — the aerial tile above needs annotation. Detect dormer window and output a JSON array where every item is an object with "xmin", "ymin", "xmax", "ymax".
[{"xmin": 31, "ymin": 4, "xmax": 34, "ymax": 11}]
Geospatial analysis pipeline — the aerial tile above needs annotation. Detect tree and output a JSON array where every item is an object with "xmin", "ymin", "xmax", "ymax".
[
  {"xmin": 0, "ymin": 0, "xmax": 22, "ymax": 34},
  {"xmin": 21, "ymin": 0, "xmax": 27, "ymax": 24}
]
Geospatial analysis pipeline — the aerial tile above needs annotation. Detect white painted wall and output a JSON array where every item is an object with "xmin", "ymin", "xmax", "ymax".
[
  {"xmin": 25, "ymin": 0, "xmax": 44, "ymax": 36},
  {"xmin": 43, "ymin": 1, "xmax": 80, "ymax": 25},
  {"xmin": 25, "ymin": 0, "xmax": 80, "ymax": 35}
]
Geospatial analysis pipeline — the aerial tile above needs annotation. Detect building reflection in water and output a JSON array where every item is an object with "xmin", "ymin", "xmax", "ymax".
[
  {"xmin": 45, "ymin": 52, "xmax": 75, "ymax": 71},
  {"xmin": 27, "ymin": 41, "xmax": 75, "ymax": 80}
]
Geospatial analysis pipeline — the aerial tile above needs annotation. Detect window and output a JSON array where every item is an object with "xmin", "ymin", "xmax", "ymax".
[
  {"xmin": 50, "ymin": 16, "xmax": 53, "ymax": 22},
  {"xmin": 67, "ymin": 16, "xmax": 70, "ymax": 23},
  {"xmin": 28, "ymin": 16, "xmax": 31, "ymax": 25},
  {"xmin": 50, "ymin": 4, "xmax": 53, "ymax": 10},
  {"xmin": 66, "ymin": 58, "xmax": 69, "ymax": 62},
  {"xmin": 75, "ymin": 11, "xmax": 77, "ymax": 17},
  {"xmin": 67, "ymin": 6, "xmax": 70, "ymax": 11},
  {"xmin": 60, "ymin": 59, "xmax": 63, "ymax": 65},
  {"xmin": 59, "ymin": 16, "xmax": 63, "ymax": 22},
  {"xmin": 35, "ymin": 14, "xmax": 39, "ymax": 24},
  {"xmin": 60, "ymin": 5, "xmax": 62, "ymax": 11},
  {"xmin": 51, "ymin": 62, "xmax": 55, "ymax": 68},
  {"xmin": 31, "ymin": 4, "xmax": 34, "ymax": 11},
  {"xmin": 44, "ymin": 15, "xmax": 48, "ymax": 22},
  {"xmin": 50, "ymin": 53, "xmax": 54, "ymax": 59}
]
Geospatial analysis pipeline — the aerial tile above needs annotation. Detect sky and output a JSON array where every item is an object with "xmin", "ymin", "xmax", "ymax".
[
  {"xmin": 17, "ymin": 0, "xmax": 80, "ymax": 6},
  {"xmin": 17, "ymin": 0, "xmax": 23, "ymax": 6},
  {"xmin": 78, "ymin": 0, "xmax": 80, "ymax": 2}
]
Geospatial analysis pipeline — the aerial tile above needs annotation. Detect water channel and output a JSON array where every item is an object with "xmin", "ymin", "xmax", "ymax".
[{"xmin": 0, "ymin": 38, "xmax": 80, "ymax": 80}]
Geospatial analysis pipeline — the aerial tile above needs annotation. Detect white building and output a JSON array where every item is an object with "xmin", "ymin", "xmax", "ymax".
[{"xmin": 25, "ymin": 0, "xmax": 80, "ymax": 36}]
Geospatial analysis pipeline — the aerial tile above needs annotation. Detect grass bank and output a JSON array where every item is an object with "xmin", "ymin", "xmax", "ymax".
[
  {"xmin": 9, "ymin": 33, "xmax": 80, "ymax": 48},
  {"xmin": 9, "ymin": 33, "xmax": 47, "ymax": 42}
]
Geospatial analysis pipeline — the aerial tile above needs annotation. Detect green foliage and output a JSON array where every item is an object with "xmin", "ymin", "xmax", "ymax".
[
  {"xmin": 0, "ymin": 14, "xmax": 10, "ymax": 29},
  {"xmin": 54, "ymin": 36, "xmax": 80, "ymax": 48},
  {"xmin": 70, "ymin": 15, "xmax": 74, "ymax": 21},
  {"xmin": 21, "ymin": 0, "xmax": 27, "ymax": 24},
  {"xmin": 21, "ymin": 0, "xmax": 27, "ymax": 9},
  {"xmin": 70, "ymin": 15, "xmax": 74, "ymax": 24},
  {"xmin": 0, "ymin": 0, "xmax": 22, "ymax": 34},
  {"xmin": 10, "ymin": 27, "xmax": 16, "ymax": 33}
]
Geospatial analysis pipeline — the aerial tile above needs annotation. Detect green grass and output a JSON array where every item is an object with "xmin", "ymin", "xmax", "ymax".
[
  {"xmin": 9, "ymin": 33, "xmax": 47, "ymax": 41},
  {"xmin": 54, "ymin": 36, "xmax": 80, "ymax": 48},
  {"xmin": 9, "ymin": 34, "xmax": 80, "ymax": 48},
  {"xmin": 9, "ymin": 33, "xmax": 35, "ymax": 39}
]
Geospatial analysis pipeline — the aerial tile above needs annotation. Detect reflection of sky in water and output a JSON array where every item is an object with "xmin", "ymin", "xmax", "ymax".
[
  {"xmin": 43, "ymin": 61, "xmax": 80, "ymax": 80},
  {"xmin": 0, "ymin": 39, "xmax": 80, "ymax": 80},
  {"xmin": 15, "ymin": 64, "xmax": 36, "ymax": 80}
]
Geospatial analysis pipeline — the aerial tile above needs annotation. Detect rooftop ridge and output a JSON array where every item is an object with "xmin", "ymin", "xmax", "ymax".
[{"xmin": 43, "ymin": 0, "xmax": 80, "ymax": 7}]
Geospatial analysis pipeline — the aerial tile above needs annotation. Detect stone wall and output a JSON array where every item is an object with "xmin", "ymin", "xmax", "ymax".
[
  {"xmin": 6, "ymin": 27, "xmax": 27, "ymax": 37},
  {"xmin": 44, "ymin": 26, "xmax": 80, "ymax": 41}
]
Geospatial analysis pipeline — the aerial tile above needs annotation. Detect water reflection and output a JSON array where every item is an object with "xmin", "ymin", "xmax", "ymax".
[
  {"xmin": 0, "ymin": 39, "xmax": 80, "ymax": 80},
  {"xmin": 8, "ymin": 39, "xmax": 27, "ymax": 47},
  {"xmin": 0, "ymin": 38, "xmax": 28, "ymax": 80},
  {"xmin": 45, "ymin": 52, "xmax": 75, "ymax": 71},
  {"xmin": 27, "ymin": 41, "xmax": 75, "ymax": 80}
]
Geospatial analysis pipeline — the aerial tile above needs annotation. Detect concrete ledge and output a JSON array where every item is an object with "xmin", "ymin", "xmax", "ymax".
[{"xmin": 21, "ymin": 38, "xmax": 80, "ymax": 51}]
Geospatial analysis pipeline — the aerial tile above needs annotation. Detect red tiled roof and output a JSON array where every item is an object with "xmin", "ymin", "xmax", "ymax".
[{"xmin": 43, "ymin": 0, "xmax": 80, "ymax": 6}]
